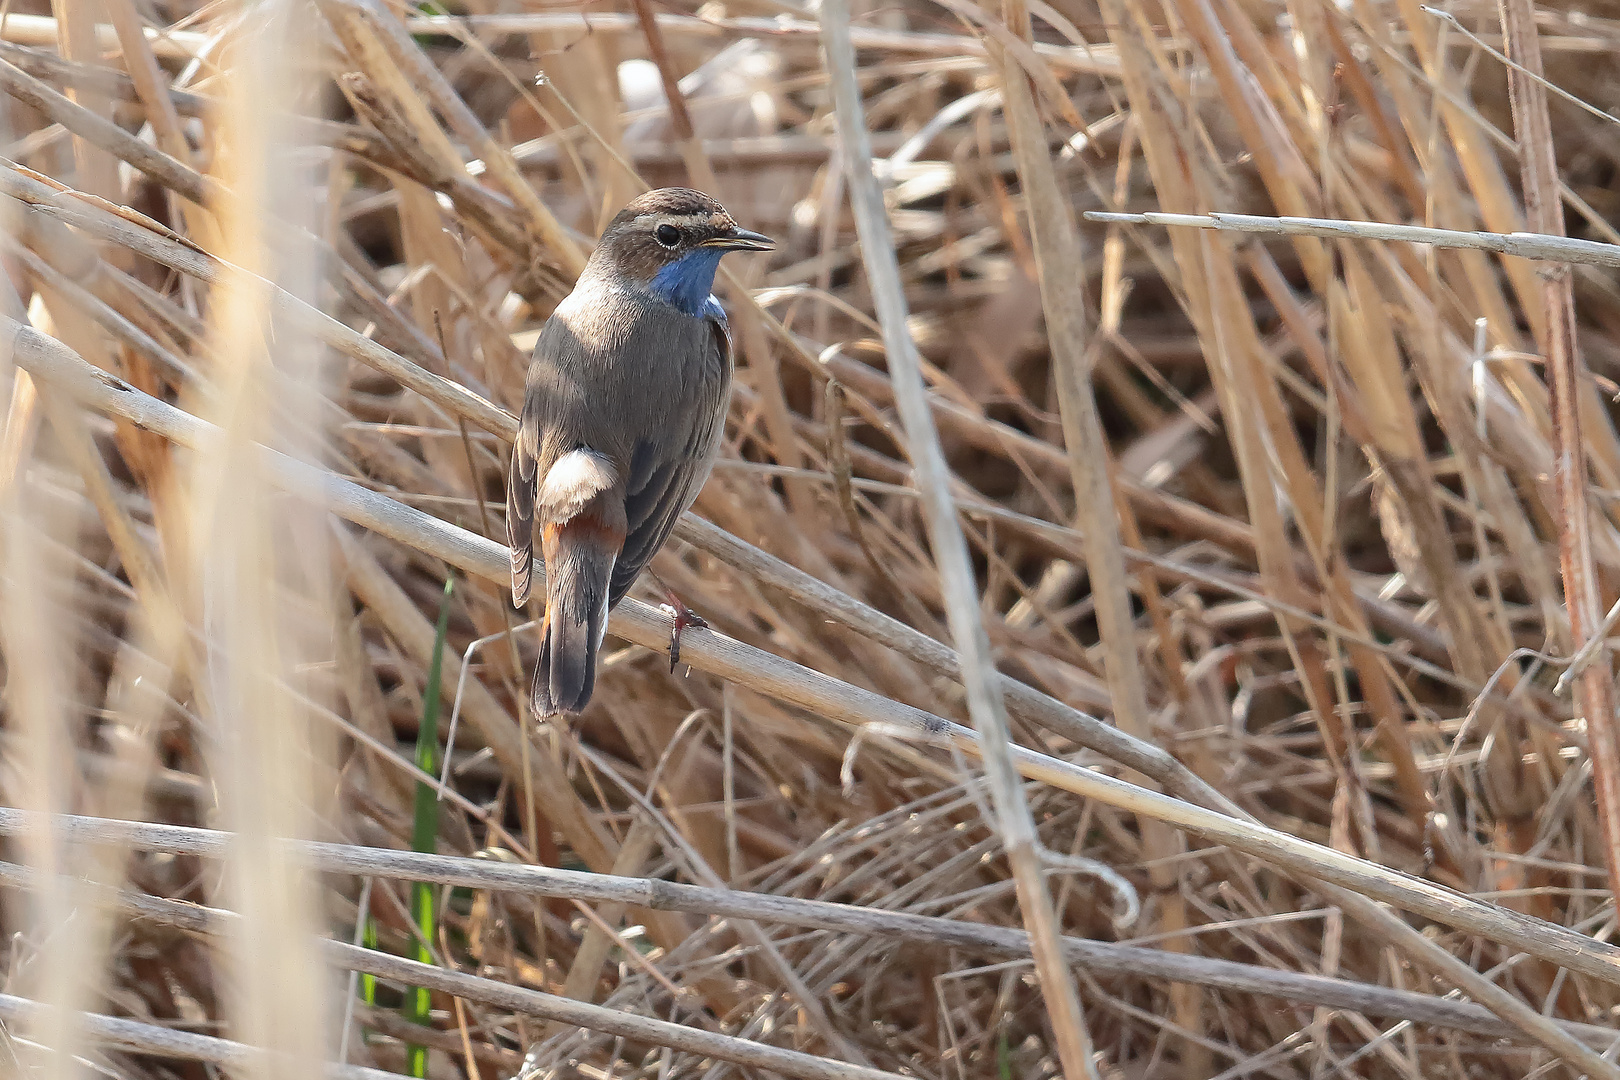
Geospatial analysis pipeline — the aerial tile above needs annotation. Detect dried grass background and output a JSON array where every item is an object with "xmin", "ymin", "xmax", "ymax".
[{"xmin": 0, "ymin": 0, "xmax": 1618, "ymax": 1075}]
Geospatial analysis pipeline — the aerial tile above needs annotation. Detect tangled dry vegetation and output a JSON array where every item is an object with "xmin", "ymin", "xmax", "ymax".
[{"xmin": 0, "ymin": 0, "xmax": 1619, "ymax": 1075}]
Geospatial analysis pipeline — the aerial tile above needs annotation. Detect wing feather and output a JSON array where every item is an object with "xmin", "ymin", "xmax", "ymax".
[
  {"xmin": 607, "ymin": 316, "xmax": 731, "ymax": 608},
  {"xmin": 507, "ymin": 409, "xmax": 539, "ymax": 607}
]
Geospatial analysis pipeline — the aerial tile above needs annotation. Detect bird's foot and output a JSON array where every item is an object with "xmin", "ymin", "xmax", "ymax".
[{"xmin": 658, "ymin": 587, "xmax": 708, "ymax": 673}]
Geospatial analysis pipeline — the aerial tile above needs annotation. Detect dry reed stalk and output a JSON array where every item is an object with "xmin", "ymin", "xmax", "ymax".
[
  {"xmin": 47, "ymin": 0, "xmax": 118, "ymax": 201},
  {"xmin": 30, "ymin": 383, "xmax": 187, "ymax": 1079},
  {"xmin": 820, "ymin": 5, "xmax": 1099, "ymax": 1074},
  {"xmin": 540, "ymin": 817, "xmax": 662, "ymax": 1037},
  {"xmin": 0, "ymin": 310, "xmax": 86, "ymax": 1079},
  {"xmin": 0, "ymin": 13, "xmax": 207, "ymax": 54},
  {"xmin": 1495, "ymin": 0, "xmax": 1620, "ymax": 909},
  {"xmin": 100, "ymin": 0, "xmax": 222, "ymax": 249},
  {"xmin": 188, "ymin": 3, "xmax": 333, "ymax": 1076},
  {"xmin": 1087, "ymin": 209, "xmax": 1620, "ymax": 268},
  {"xmin": 6, "ymin": 817, "xmax": 1616, "ymax": 1046},
  {"xmin": 0, "ymin": 991, "xmax": 403, "ymax": 1078},
  {"xmin": 341, "ymin": 0, "xmax": 587, "ymax": 275},
  {"xmin": 985, "ymin": 0, "xmax": 1210, "ymax": 1067},
  {"xmin": 1085, "ymin": 0, "xmax": 1620, "ymax": 1071},
  {"xmin": 404, "ymin": 10, "xmax": 1126, "ymax": 74},
  {"xmin": 351, "ymin": 944, "xmax": 902, "ymax": 1080},
  {"xmin": 1, "ymin": 252, "xmax": 168, "ymax": 1079}
]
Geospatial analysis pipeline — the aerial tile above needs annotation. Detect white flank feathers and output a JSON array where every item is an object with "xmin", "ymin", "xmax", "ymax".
[{"xmin": 537, "ymin": 448, "xmax": 618, "ymax": 522}]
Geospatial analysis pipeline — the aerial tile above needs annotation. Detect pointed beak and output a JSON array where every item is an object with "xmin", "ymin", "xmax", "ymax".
[{"xmin": 703, "ymin": 227, "xmax": 775, "ymax": 252}]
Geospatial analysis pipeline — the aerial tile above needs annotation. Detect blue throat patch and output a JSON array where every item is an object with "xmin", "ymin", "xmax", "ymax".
[{"xmin": 649, "ymin": 248, "xmax": 728, "ymax": 321}]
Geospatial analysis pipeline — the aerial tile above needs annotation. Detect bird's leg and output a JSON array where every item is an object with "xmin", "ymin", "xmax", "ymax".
[{"xmin": 652, "ymin": 573, "xmax": 707, "ymax": 672}]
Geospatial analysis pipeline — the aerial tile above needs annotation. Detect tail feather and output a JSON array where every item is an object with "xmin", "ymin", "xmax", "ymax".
[
  {"xmin": 532, "ymin": 598, "xmax": 603, "ymax": 716},
  {"xmin": 533, "ymin": 516, "xmax": 621, "ymax": 716}
]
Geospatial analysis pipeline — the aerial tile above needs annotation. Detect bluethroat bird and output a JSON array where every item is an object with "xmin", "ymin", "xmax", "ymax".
[{"xmin": 507, "ymin": 188, "xmax": 773, "ymax": 716}]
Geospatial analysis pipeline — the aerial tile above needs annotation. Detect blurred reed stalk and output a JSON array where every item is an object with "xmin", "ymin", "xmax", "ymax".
[{"xmin": 190, "ymin": 0, "xmax": 334, "ymax": 1074}]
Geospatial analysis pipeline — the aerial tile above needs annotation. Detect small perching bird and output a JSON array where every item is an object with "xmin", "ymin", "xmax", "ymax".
[{"xmin": 507, "ymin": 188, "xmax": 773, "ymax": 716}]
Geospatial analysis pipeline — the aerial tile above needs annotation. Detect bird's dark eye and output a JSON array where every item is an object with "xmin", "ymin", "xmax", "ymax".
[{"xmin": 655, "ymin": 223, "xmax": 682, "ymax": 248}]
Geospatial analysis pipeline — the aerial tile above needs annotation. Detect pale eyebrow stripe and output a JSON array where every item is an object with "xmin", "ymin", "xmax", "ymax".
[{"xmin": 632, "ymin": 211, "xmax": 711, "ymax": 227}]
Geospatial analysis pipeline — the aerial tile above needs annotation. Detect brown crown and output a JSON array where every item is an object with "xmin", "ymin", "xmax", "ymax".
[{"xmin": 609, "ymin": 187, "xmax": 728, "ymax": 226}]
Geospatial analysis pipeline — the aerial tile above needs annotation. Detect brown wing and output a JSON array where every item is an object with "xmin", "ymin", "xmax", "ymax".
[
  {"xmin": 506, "ymin": 380, "xmax": 543, "ymax": 607},
  {"xmin": 607, "ymin": 316, "xmax": 731, "ymax": 608}
]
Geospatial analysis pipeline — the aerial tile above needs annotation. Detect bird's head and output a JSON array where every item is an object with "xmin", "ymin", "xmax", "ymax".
[{"xmin": 591, "ymin": 188, "xmax": 774, "ymax": 318}]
